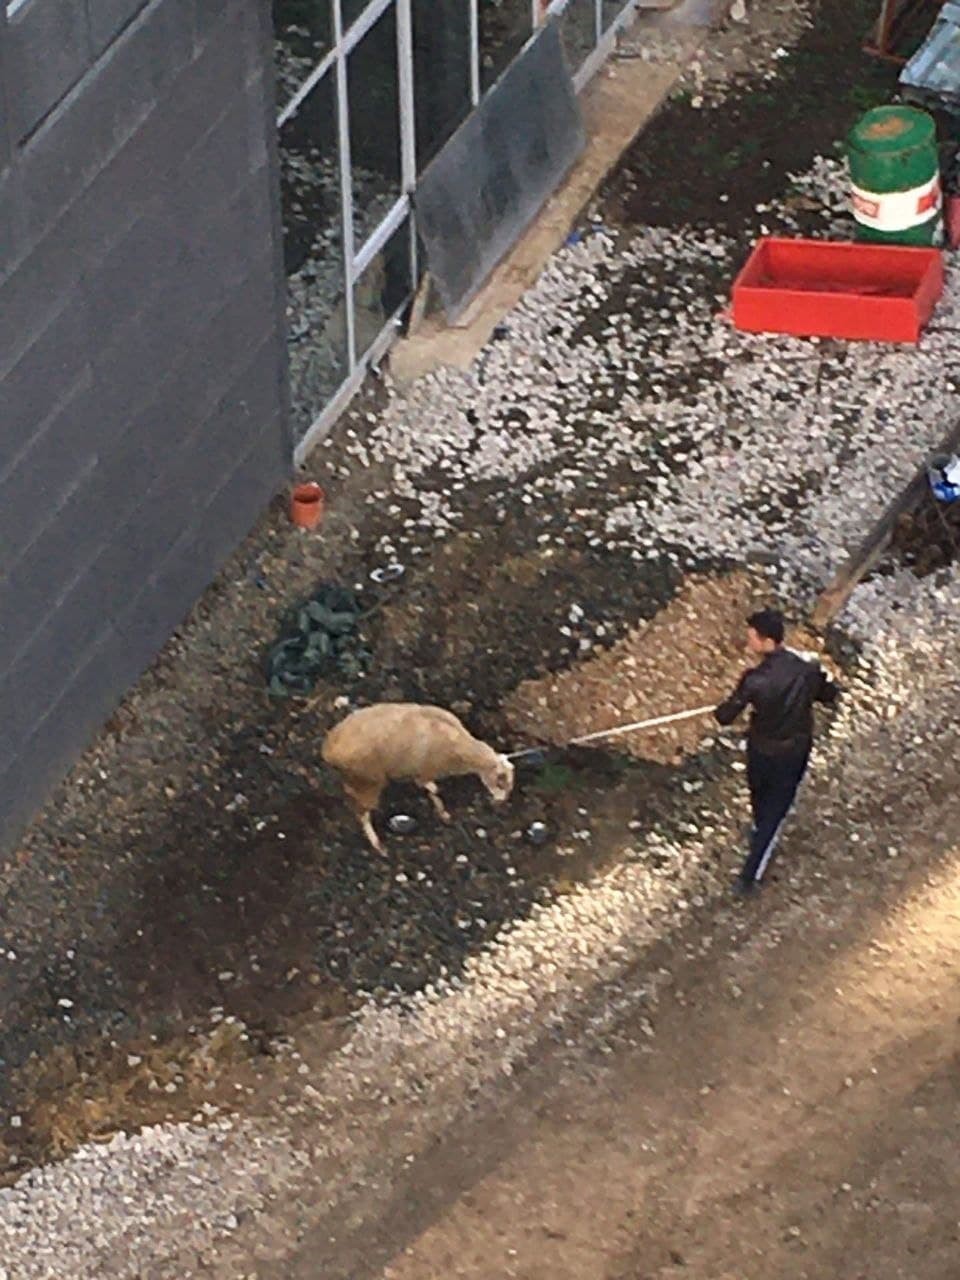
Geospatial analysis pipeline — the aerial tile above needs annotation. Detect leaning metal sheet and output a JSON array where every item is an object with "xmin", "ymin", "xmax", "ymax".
[
  {"xmin": 414, "ymin": 20, "xmax": 586, "ymax": 322},
  {"xmin": 900, "ymin": 2, "xmax": 960, "ymax": 113}
]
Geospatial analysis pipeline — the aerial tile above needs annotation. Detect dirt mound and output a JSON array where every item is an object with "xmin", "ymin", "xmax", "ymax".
[{"xmin": 503, "ymin": 572, "xmax": 830, "ymax": 765}]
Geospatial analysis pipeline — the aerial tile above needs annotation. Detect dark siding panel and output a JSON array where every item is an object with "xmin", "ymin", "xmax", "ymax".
[
  {"xmin": 0, "ymin": 470, "xmax": 110, "ymax": 674},
  {"xmin": 192, "ymin": 0, "xmax": 243, "ymax": 48},
  {"xmin": 116, "ymin": 416, "xmax": 286, "ymax": 663},
  {"xmin": 90, "ymin": 335, "xmax": 287, "ymax": 614},
  {"xmin": 0, "ymin": 164, "xmax": 24, "ymax": 279},
  {"xmin": 0, "ymin": 627, "xmax": 124, "ymax": 851},
  {"xmin": 0, "ymin": 295, "xmax": 93, "ymax": 463},
  {"xmin": 87, "ymin": 0, "xmax": 149, "ymax": 52},
  {"xmin": 0, "ymin": 404, "xmax": 283, "ymax": 852},
  {"xmin": 85, "ymin": 103, "xmax": 269, "ymax": 347},
  {"xmin": 5, "ymin": 0, "xmax": 92, "ymax": 142},
  {"xmin": 17, "ymin": 0, "xmax": 196, "ymax": 238},
  {"xmin": 0, "ymin": 365, "xmax": 284, "ymax": 823},
  {"xmin": 0, "ymin": 0, "xmax": 288, "ymax": 857},
  {"xmin": 0, "ymin": 368, "xmax": 96, "ymax": 564},
  {"xmin": 0, "ymin": 232, "xmax": 92, "ymax": 384},
  {"xmin": 0, "ymin": 10, "xmax": 258, "ymax": 392},
  {"xmin": 89, "ymin": 173, "xmax": 275, "ymax": 439},
  {"xmin": 0, "ymin": 187, "xmax": 278, "ymax": 669},
  {"xmin": 0, "ymin": 580, "xmax": 115, "ymax": 749},
  {"xmin": 98, "ymin": 258, "xmax": 279, "ymax": 485},
  {"xmin": 83, "ymin": 206, "xmax": 188, "ymax": 332},
  {"xmin": 0, "ymin": 18, "xmax": 10, "ymax": 169},
  {"xmin": 15, "ymin": 3, "xmax": 248, "ymax": 258}
]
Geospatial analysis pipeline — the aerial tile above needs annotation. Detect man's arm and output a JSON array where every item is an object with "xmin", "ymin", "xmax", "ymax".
[{"xmin": 714, "ymin": 671, "xmax": 752, "ymax": 726}]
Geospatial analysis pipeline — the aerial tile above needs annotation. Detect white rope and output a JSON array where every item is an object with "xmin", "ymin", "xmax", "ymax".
[{"xmin": 506, "ymin": 703, "xmax": 716, "ymax": 759}]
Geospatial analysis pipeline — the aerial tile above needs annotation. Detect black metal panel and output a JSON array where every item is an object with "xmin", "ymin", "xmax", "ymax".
[
  {"xmin": 5, "ymin": 0, "xmax": 92, "ymax": 142},
  {"xmin": 17, "ymin": 0, "xmax": 196, "ymax": 235},
  {"xmin": 0, "ymin": 0, "xmax": 289, "ymax": 856},
  {"xmin": 414, "ymin": 20, "xmax": 585, "ymax": 321},
  {"xmin": 87, "ymin": 0, "xmax": 149, "ymax": 52}
]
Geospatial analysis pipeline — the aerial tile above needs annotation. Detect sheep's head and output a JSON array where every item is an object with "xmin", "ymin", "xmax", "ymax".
[{"xmin": 482, "ymin": 754, "xmax": 515, "ymax": 804}]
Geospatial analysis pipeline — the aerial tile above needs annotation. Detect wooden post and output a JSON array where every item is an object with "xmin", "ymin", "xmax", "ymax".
[
  {"xmin": 812, "ymin": 419, "xmax": 960, "ymax": 631},
  {"xmin": 863, "ymin": 0, "xmax": 946, "ymax": 64}
]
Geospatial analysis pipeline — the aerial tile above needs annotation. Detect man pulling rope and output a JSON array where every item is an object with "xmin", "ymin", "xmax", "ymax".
[
  {"xmin": 509, "ymin": 607, "xmax": 840, "ymax": 898},
  {"xmin": 714, "ymin": 609, "xmax": 841, "ymax": 898}
]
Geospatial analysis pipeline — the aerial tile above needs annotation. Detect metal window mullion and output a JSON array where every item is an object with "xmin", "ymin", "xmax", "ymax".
[
  {"xmin": 397, "ymin": 0, "xmax": 416, "ymax": 188},
  {"xmin": 408, "ymin": 207, "xmax": 419, "ymax": 299},
  {"xmin": 333, "ymin": 0, "xmax": 357, "ymax": 370},
  {"xmin": 580, "ymin": 0, "xmax": 637, "ymax": 86},
  {"xmin": 341, "ymin": 0, "xmax": 395, "ymax": 56},
  {"xmin": 276, "ymin": 45, "xmax": 338, "ymax": 128},
  {"xmin": 469, "ymin": 0, "xmax": 480, "ymax": 106},
  {"xmin": 353, "ymin": 193, "xmax": 411, "ymax": 278},
  {"xmin": 395, "ymin": 0, "xmax": 419, "ymax": 290}
]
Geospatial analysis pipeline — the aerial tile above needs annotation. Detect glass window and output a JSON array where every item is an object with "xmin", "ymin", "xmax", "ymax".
[
  {"xmin": 353, "ymin": 219, "xmax": 414, "ymax": 363},
  {"xmin": 272, "ymin": 0, "xmax": 334, "ymax": 108},
  {"xmin": 558, "ymin": 0, "xmax": 596, "ymax": 77},
  {"xmin": 479, "ymin": 0, "xmax": 533, "ymax": 91},
  {"xmin": 279, "ymin": 71, "xmax": 349, "ymax": 439},
  {"xmin": 412, "ymin": 0, "xmax": 472, "ymax": 171},
  {"xmin": 347, "ymin": 6, "xmax": 402, "ymax": 251}
]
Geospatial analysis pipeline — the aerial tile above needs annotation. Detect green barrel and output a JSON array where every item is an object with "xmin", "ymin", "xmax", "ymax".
[{"xmin": 846, "ymin": 105, "xmax": 941, "ymax": 245}]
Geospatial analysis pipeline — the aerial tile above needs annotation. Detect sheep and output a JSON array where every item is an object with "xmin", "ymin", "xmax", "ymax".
[{"xmin": 321, "ymin": 702, "xmax": 515, "ymax": 853}]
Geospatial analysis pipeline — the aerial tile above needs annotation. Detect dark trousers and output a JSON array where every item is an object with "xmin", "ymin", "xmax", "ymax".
[{"xmin": 741, "ymin": 742, "xmax": 810, "ymax": 885}]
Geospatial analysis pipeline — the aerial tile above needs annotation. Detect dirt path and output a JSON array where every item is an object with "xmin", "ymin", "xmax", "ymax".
[{"xmin": 306, "ymin": 823, "xmax": 960, "ymax": 1280}]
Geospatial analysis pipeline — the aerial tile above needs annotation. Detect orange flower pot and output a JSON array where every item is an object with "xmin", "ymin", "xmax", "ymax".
[{"xmin": 290, "ymin": 482, "xmax": 325, "ymax": 530}]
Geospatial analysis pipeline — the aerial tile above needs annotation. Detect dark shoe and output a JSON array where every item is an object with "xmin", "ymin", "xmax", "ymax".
[{"xmin": 732, "ymin": 878, "xmax": 759, "ymax": 899}]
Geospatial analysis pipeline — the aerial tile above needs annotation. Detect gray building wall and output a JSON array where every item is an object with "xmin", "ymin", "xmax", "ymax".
[{"xmin": 0, "ymin": 0, "xmax": 290, "ymax": 852}]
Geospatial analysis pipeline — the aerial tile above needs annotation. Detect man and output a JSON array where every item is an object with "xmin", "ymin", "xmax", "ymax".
[{"xmin": 714, "ymin": 609, "xmax": 840, "ymax": 897}]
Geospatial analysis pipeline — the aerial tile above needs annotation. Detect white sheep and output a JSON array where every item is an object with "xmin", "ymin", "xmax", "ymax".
[{"xmin": 321, "ymin": 702, "xmax": 515, "ymax": 853}]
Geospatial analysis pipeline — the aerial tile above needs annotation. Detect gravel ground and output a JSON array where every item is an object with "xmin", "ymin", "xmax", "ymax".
[{"xmin": 2, "ymin": 0, "xmax": 960, "ymax": 1274}]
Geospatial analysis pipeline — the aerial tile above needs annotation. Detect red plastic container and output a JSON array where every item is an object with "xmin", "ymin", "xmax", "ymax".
[{"xmin": 731, "ymin": 237, "xmax": 943, "ymax": 344}]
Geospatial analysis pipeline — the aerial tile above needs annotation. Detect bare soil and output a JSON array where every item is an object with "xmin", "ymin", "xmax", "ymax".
[
  {"xmin": 0, "ymin": 530, "xmax": 737, "ymax": 1180},
  {"xmin": 504, "ymin": 571, "xmax": 835, "ymax": 765}
]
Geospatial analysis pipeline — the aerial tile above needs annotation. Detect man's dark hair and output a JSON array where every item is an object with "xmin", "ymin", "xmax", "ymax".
[{"xmin": 747, "ymin": 608, "xmax": 785, "ymax": 645}]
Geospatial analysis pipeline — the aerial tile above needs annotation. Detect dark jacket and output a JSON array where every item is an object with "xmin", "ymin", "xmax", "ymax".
[{"xmin": 714, "ymin": 647, "xmax": 840, "ymax": 756}]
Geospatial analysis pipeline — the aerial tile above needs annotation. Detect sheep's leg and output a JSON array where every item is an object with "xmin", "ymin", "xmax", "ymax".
[
  {"xmin": 360, "ymin": 810, "xmax": 385, "ymax": 855},
  {"xmin": 421, "ymin": 781, "xmax": 451, "ymax": 823},
  {"xmin": 342, "ymin": 775, "xmax": 385, "ymax": 855}
]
